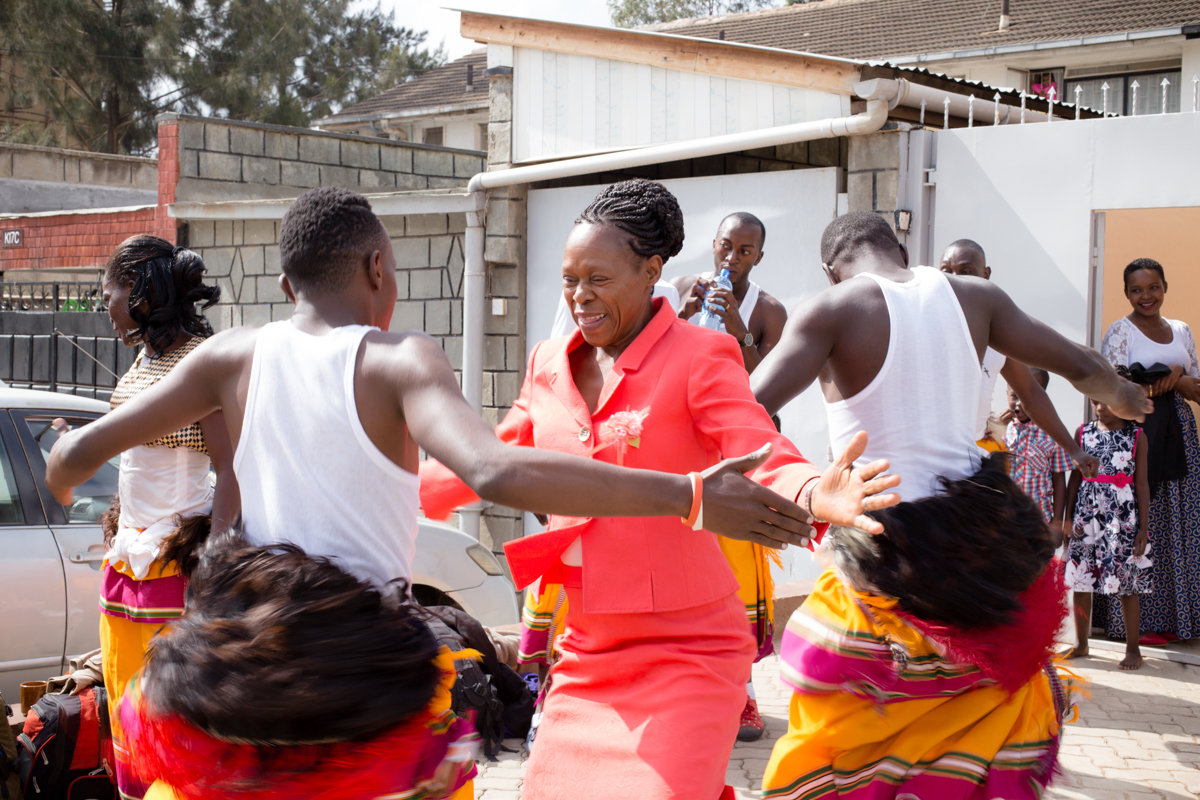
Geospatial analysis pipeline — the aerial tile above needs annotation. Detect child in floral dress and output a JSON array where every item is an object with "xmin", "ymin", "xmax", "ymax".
[{"xmin": 1064, "ymin": 399, "xmax": 1151, "ymax": 670}]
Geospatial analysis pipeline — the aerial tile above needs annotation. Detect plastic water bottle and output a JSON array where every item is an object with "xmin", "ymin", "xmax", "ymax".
[{"xmin": 696, "ymin": 268, "xmax": 732, "ymax": 331}]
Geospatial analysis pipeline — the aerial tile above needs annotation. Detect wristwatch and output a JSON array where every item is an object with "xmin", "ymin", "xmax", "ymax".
[{"xmin": 742, "ymin": 332, "xmax": 755, "ymax": 347}]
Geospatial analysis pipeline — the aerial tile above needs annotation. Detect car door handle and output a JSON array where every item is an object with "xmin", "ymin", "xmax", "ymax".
[{"xmin": 68, "ymin": 551, "xmax": 106, "ymax": 564}]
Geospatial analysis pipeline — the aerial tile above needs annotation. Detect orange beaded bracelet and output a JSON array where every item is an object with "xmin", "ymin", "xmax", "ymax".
[{"xmin": 681, "ymin": 472, "xmax": 703, "ymax": 529}]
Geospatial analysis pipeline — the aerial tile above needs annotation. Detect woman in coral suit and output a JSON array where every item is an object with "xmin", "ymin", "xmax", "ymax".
[{"xmin": 421, "ymin": 179, "xmax": 899, "ymax": 800}]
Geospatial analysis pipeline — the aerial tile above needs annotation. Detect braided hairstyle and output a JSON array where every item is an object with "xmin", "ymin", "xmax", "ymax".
[
  {"xmin": 576, "ymin": 179, "xmax": 685, "ymax": 263},
  {"xmin": 104, "ymin": 235, "xmax": 219, "ymax": 353}
]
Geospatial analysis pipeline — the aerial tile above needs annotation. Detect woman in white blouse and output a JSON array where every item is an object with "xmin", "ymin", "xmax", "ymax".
[{"xmin": 1099, "ymin": 258, "xmax": 1200, "ymax": 644}]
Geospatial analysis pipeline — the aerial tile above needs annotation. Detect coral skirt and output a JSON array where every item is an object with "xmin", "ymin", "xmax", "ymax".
[{"xmin": 522, "ymin": 586, "xmax": 756, "ymax": 800}]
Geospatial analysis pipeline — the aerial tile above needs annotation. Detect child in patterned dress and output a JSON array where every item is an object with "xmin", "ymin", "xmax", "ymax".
[{"xmin": 1064, "ymin": 398, "xmax": 1151, "ymax": 670}]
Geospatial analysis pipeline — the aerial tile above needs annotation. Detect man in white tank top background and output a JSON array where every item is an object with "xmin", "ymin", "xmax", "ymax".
[
  {"xmin": 672, "ymin": 212, "xmax": 788, "ymax": 374},
  {"xmin": 671, "ymin": 212, "xmax": 792, "ymax": 740},
  {"xmin": 939, "ymin": 238, "xmax": 1099, "ymax": 478},
  {"xmin": 749, "ymin": 212, "xmax": 1151, "ymax": 798}
]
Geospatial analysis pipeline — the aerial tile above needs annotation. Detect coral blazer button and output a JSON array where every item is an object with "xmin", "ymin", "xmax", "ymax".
[{"xmin": 579, "ymin": 427, "xmax": 591, "ymax": 442}]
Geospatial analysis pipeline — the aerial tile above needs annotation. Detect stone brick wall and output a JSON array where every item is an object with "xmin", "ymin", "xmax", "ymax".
[
  {"xmin": 847, "ymin": 127, "xmax": 902, "ymax": 221},
  {"xmin": 0, "ymin": 142, "xmax": 158, "ymax": 214},
  {"xmin": 164, "ymin": 114, "xmax": 486, "ymax": 204},
  {"xmin": 472, "ymin": 65, "xmax": 527, "ymax": 555}
]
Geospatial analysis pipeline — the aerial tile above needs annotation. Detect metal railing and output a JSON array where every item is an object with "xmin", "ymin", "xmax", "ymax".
[
  {"xmin": 0, "ymin": 282, "xmax": 105, "ymax": 313},
  {"xmin": 0, "ymin": 331, "xmax": 136, "ymax": 400}
]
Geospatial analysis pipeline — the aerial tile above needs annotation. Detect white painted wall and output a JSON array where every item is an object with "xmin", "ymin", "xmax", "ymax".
[
  {"xmin": 512, "ymin": 47, "xmax": 850, "ymax": 163},
  {"xmin": 525, "ymin": 168, "xmax": 839, "ymax": 583},
  {"xmin": 932, "ymin": 111, "xmax": 1200, "ymax": 429}
]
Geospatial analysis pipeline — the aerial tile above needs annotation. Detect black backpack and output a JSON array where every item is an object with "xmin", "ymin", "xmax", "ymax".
[
  {"xmin": 424, "ymin": 607, "xmax": 534, "ymax": 759},
  {"xmin": 16, "ymin": 688, "xmax": 115, "ymax": 800},
  {"xmin": 1, "ymin": 693, "xmax": 21, "ymax": 800}
]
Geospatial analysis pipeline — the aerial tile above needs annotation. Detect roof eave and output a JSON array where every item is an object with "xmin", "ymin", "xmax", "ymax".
[{"xmin": 882, "ymin": 26, "xmax": 1187, "ymax": 65}]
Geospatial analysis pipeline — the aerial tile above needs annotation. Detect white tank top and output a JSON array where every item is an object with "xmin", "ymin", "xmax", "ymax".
[
  {"xmin": 824, "ymin": 267, "xmax": 983, "ymax": 503},
  {"xmin": 234, "ymin": 322, "xmax": 421, "ymax": 591},
  {"xmin": 975, "ymin": 346, "xmax": 1007, "ymax": 438}
]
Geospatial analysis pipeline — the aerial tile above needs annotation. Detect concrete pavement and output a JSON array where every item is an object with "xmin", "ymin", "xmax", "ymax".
[{"xmin": 473, "ymin": 648, "xmax": 1200, "ymax": 799}]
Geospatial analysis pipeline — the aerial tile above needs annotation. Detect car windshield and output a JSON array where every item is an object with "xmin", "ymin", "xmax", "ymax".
[{"xmin": 28, "ymin": 417, "xmax": 119, "ymax": 524}]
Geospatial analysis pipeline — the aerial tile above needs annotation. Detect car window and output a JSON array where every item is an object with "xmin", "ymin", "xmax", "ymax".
[
  {"xmin": 0, "ymin": 433, "xmax": 25, "ymax": 524},
  {"xmin": 26, "ymin": 417, "xmax": 119, "ymax": 524}
]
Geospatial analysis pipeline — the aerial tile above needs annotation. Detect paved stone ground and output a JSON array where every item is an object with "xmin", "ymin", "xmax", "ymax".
[{"xmin": 473, "ymin": 649, "xmax": 1200, "ymax": 799}]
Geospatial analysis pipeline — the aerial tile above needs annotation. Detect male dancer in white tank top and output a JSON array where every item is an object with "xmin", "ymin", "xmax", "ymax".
[
  {"xmin": 939, "ymin": 238, "xmax": 1099, "ymax": 477},
  {"xmin": 749, "ymin": 212, "xmax": 1149, "ymax": 799}
]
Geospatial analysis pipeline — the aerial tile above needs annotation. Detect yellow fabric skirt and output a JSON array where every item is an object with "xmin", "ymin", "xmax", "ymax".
[{"xmin": 762, "ymin": 570, "xmax": 1062, "ymax": 799}]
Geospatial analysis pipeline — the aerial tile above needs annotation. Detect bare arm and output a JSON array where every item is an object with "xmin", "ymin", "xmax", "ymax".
[
  {"xmin": 742, "ymin": 296, "xmax": 788, "ymax": 375},
  {"xmin": 1051, "ymin": 471, "xmax": 1066, "ymax": 524},
  {"xmin": 1134, "ymin": 429, "xmax": 1150, "ymax": 556},
  {"xmin": 1003, "ymin": 358, "xmax": 1099, "ymax": 478},
  {"xmin": 198, "ymin": 410, "xmax": 241, "ymax": 534},
  {"xmin": 46, "ymin": 331, "xmax": 247, "ymax": 502},
  {"xmin": 751, "ymin": 295, "xmax": 839, "ymax": 416},
  {"xmin": 396, "ymin": 334, "xmax": 813, "ymax": 545},
  {"xmin": 1063, "ymin": 425, "xmax": 1083, "ymax": 534},
  {"xmin": 982, "ymin": 284, "xmax": 1152, "ymax": 422}
]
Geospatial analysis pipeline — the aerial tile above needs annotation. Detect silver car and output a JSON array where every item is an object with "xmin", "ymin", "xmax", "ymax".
[{"xmin": 0, "ymin": 387, "xmax": 518, "ymax": 702}]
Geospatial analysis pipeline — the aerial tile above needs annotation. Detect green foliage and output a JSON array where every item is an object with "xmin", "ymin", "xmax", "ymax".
[
  {"xmin": 609, "ymin": 0, "xmax": 777, "ymax": 28},
  {"xmin": 0, "ymin": 0, "xmax": 443, "ymax": 154},
  {"xmin": 0, "ymin": 0, "xmax": 168, "ymax": 154}
]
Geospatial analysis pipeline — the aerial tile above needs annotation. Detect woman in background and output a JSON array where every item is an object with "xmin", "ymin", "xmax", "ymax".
[
  {"xmin": 92, "ymin": 235, "xmax": 239, "ymax": 799},
  {"xmin": 1099, "ymin": 258, "xmax": 1200, "ymax": 643}
]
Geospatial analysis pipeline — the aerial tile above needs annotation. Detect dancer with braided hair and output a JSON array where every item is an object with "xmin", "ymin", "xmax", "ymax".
[
  {"xmin": 85, "ymin": 235, "xmax": 240, "ymax": 800},
  {"xmin": 750, "ymin": 212, "xmax": 1151, "ymax": 799},
  {"xmin": 420, "ymin": 179, "xmax": 902, "ymax": 800}
]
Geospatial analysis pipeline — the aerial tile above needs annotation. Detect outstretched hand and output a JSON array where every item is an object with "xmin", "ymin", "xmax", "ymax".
[
  {"xmin": 699, "ymin": 444, "xmax": 815, "ymax": 548},
  {"xmin": 1111, "ymin": 377, "xmax": 1153, "ymax": 423},
  {"xmin": 809, "ymin": 431, "xmax": 901, "ymax": 535}
]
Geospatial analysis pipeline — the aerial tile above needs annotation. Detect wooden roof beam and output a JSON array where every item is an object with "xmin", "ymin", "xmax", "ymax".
[{"xmin": 458, "ymin": 11, "xmax": 862, "ymax": 96}]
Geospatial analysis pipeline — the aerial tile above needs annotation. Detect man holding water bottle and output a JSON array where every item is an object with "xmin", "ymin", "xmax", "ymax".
[
  {"xmin": 671, "ymin": 212, "xmax": 788, "ymax": 374},
  {"xmin": 671, "ymin": 211, "xmax": 789, "ymax": 741}
]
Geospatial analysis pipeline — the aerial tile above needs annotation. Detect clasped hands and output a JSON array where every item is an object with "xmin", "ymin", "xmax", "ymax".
[{"xmin": 698, "ymin": 430, "xmax": 900, "ymax": 549}]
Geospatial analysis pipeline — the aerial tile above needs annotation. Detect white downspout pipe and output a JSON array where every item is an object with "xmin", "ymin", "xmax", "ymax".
[
  {"xmin": 455, "ymin": 82, "xmax": 897, "ymax": 537},
  {"xmin": 467, "ymin": 93, "xmax": 891, "ymax": 194},
  {"xmin": 458, "ymin": 189, "xmax": 489, "ymax": 540}
]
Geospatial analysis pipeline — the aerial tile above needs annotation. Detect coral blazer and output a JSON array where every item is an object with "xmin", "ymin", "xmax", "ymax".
[{"xmin": 420, "ymin": 298, "xmax": 826, "ymax": 615}]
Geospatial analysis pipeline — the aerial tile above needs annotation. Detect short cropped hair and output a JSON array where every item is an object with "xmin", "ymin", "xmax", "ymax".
[
  {"xmin": 944, "ymin": 238, "xmax": 986, "ymax": 262},
  {"xmin": 576, "ymin": 179, "xmax": 685, "ymax": 264},
  {"xmin": 1123, "ymin": 257, "xmax": 1166, "ymax": 289},
  {"xmin": 820, "ymin": 211, "xmax": 899, "ymax": 265},
  {"xmin": 279, "ymin": 187, "xmax": 388, "ymax": 292},
  {"xmin": 718, "ymin": 211, "xmax": 766, "ymax": 247},
  {"xmin": 1030, "ymin": 368, "xmax": 1050, "ymax": 389}
]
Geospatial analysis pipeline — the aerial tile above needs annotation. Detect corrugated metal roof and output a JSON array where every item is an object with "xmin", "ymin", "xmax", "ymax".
[
  {"xmin": 323, "ymin": 51, "xmax": 488, "ymax": 123},
  {"xmin": 648, "ymin": 0, "xmax": 1200, "ymax": 61}
]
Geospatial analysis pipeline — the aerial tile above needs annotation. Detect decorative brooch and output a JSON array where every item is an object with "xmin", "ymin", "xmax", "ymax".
[{"xmin": 591, "ymin": 407, "xmax": 649, "ymax": 466}]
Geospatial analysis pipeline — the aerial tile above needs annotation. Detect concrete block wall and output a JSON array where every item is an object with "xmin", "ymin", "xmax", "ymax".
[
  {"xmin": 163, "ymin": 114, "xmax": 486, "ymax": 204},
  {"xmin": 847, "ymin": 128, "xmax": 903, "ymax": 221},
  {"xmin": 474, "ymin": 66, "xmax": 527, "ymax": 557},
  {"xmin": 0, "ymin": 142, "xmax": 158, "ymax": 214},
  {"xmin": 185, "ymin": 213, "xmax": 470, "ymax": 340}
]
